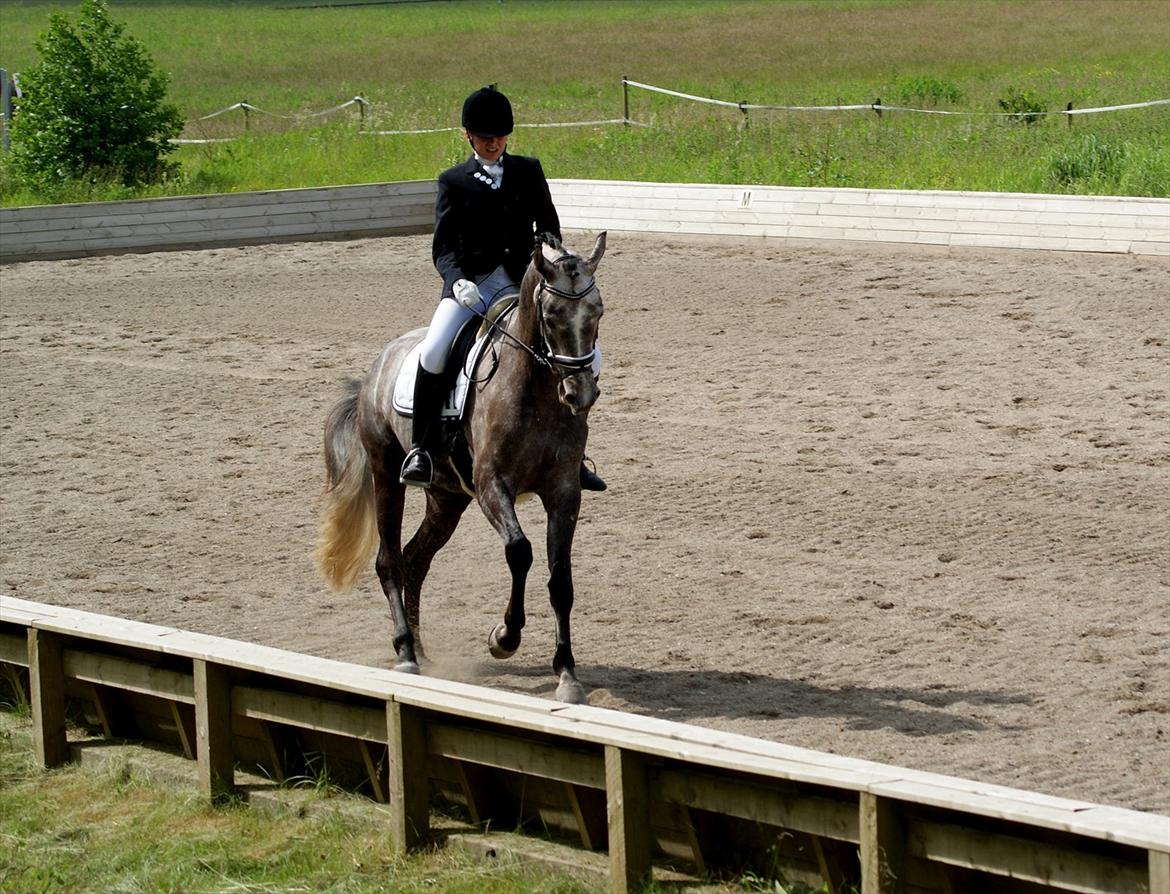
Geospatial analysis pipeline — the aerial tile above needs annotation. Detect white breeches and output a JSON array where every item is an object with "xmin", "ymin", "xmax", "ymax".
[{"xmin": 418, "ymin": 265, "xmax": 603, "ymax": 379}]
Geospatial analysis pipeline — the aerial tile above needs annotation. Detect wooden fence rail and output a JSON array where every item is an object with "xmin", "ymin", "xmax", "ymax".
[
  {"xmin": 2, "ymin": 181, "xmax": 1167, "ymax": 263},
  {"xmin": 1, "ymin": 596, "xmax": 1167, "ymax": 894}
]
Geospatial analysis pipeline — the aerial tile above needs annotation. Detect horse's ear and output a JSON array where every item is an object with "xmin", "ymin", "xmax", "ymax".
[
  {"xmin": 533, "ymin": 240, "xmax": 557, "ymax": 279},
  {"xmin": 584, "ymin": 231, "xmax": 607, "ymax": 274}
]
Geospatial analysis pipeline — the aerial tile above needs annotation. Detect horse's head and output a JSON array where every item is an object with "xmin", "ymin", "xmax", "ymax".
[{"xmin": 531, "ymin": 232, "xmax": 606, "ymax": 415}]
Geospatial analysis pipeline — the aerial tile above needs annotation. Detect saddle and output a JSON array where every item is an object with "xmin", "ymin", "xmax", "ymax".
[
  {"xmin": 391, "ymin": 299, "xmax": 518, "ymax": 495},
  {"xmin": 391, "ymin": 297, "xmax": 517, "ymax": 421}
]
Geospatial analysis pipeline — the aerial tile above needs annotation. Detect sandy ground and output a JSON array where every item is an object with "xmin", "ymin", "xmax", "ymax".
[{"xmin": 1, "ymin": 232, "xmax": 1167, "ymax": 815}]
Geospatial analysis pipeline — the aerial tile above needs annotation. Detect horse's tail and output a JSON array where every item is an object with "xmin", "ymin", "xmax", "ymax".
[{"xmin": 313, "ymin": 379, "xmax": 378, "ymax": 591}]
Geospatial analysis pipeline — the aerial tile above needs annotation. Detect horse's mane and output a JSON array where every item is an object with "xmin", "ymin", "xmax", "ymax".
[{"xmin": 519, "ymin": 233, "xmax": 572, "ymax": 303}]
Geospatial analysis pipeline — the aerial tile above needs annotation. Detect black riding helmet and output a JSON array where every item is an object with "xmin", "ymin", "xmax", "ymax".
[{"xmin": 462, "ymin": 86, "xmax": 514, "ymax": 138}]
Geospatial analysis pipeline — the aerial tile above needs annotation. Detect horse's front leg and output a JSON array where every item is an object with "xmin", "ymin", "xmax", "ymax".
[
  {"xmin": 544, "ymin": 483, "xmax": 585, "ymax": 704},
  {"xmin": 478, "ymin": 481, "xmax": 530, "ymax": 659}
]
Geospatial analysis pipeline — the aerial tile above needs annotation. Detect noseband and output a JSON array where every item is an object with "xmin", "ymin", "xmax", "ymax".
[
  {"xmin": 456, "ymin": 256, "xmax": 600, "ymax": 377},
  {"xmin": 535, "ymin": 277, "xmax": 599, "ymax": 374}
]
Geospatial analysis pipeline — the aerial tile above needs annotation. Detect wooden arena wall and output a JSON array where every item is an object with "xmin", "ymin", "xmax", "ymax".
[
  {"xmin": 2, "ymin": 596, "xmax": 1167, "ymax": 894},
  {"xmin": 1, "ymin": 180, "xmax": 1167, "ymax": 263}
]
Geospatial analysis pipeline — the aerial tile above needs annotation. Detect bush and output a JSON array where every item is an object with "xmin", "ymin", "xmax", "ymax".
[
  {"xmin": 8, "ymin": 0, "xmax": 184, "ymax": 194},
  {"xmin": 998, "ymin": 87, "xmax": 1047, "ymax": 125}
]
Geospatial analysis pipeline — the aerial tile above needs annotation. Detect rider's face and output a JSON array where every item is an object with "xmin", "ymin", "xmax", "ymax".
[{"xmin": 467, "ymin": 130, "xmax": 508, "ymax": 163}]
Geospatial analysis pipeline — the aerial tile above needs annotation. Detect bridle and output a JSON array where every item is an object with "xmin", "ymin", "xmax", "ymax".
[
  {"xmin": 534, "ymin": 275, "xmax": 599, "ymax": 374},
  {"xmin": 463, "ymin": 257, "xmax": 600, "ymax": 377}
]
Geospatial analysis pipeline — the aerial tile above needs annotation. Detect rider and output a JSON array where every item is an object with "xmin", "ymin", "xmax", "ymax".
[{"xmin": 400, "ymin": 85, "xmax": 606, "ymax": 492}]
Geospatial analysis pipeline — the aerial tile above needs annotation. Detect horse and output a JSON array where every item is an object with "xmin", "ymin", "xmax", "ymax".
[{"xmin": 313, "ymin": 232, "xmax": 607, "ymax": 704}]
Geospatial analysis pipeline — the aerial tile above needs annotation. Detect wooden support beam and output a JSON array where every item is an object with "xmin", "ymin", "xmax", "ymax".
[
  {"xmin": 169, "ymin": 702, "xmax": 195, "ymax": 760},
  {"xmin": 193, "ymin": 659, "xmax": 233, "ymax": 801},
  {"xmin": 428, "ymin": 720, "xmax": 604, "ymax": 789},
  {"xmin": 88, "ymin": 683, "xmax": 129, "ymax": 739},
  {"xmin": 452, "ymin": 759, "xmax": 489, "ymax": 826},
  {"xmin": 1152, "ymin": 850, "xmax": 1170, "ymax": 894},
  {"xmin": 359, "ymin": 741, "xmax": 388, "ymax": 804},
  {"xmin": 232, "ymin": 685, "xmax": 384, "ymax": 741},
  {"xmin": 656, "ymin": 766, "xmax": 859, "ymax": 842},
  {"xmin": 671, "ymin": 803, "xmax": 705, "ymax": 874},
  {"xmin": 567, "ymin": 782, "xmax": 608, "ymax": 852},
  {"xmin": 257, "ymin": 720, "xmax": 290, "ymax": 785},
  {"xmin": 860, "ymin": 793, "xmax": 905, "ymax": 894},
  {"xmin": 606, "ymin": 745, "xmax": 652, "ymax": 894},
  {"xmin": 28, "ymin": 629, "xmax": 68, "ymax": 768},
  {"xmin": 62, "ymin": 649, "xmax": 194, "ymax": 704},
  {"xmin": 940, "ymin": 864, "xmax": 974, "ymax": 894},
  {"xmin": 906, "ymin": 816, "xmax": 1149, "ymax": 894},
  {"xmin": 0, "ymin": 631, "xmax": 28, "ymax": 666},
  {"xmin": 387, "ymin": 700, "xmax": 428, "ymax": 852},
  {"xmin": 811, "ymin": 833, "xmax": 860, "ymax": 894}
]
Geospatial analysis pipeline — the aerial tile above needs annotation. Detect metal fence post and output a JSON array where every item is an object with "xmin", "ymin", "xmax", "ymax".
[{"xmin": 2, "ymin": 68, "xmax": 13, "ymax": 153}]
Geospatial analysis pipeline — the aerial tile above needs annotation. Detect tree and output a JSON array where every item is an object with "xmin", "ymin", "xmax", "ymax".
[{"xmin": 8, "ymin": 0, "xmax": 184, "ymax": 193}]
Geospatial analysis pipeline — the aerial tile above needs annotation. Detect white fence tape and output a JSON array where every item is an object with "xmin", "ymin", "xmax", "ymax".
[
  {"xmin": 622, "ymin": 78, "xmax": 1170, "ymax": 118},
  {"xmin": 172, "ymin": 81, "xmax": 1169, "ymax": 147}
]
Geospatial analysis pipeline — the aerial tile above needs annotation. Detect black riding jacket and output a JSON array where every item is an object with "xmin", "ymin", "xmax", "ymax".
[{"xmin": 432, "ymin": 152, "xmax": 561, "ymax": 299}]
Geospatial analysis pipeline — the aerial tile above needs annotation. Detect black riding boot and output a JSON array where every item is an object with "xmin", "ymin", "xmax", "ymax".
[
  {"xmin": 400, "ymin": 363, "xmax": 446, "ymax": 487},
  {"xmin": 580, "ymin": 459, "xmax": 607, "ymax": 492}
]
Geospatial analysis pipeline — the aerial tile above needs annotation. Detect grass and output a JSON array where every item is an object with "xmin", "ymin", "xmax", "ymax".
[
  {"xmin": 0, "ymin": 708, "xmax": 835, "ymax": 893},
  {"xmin": 0, "ymin": 0, "xmax": 1167, "ymax": 202},
  {"xmin": 0, "ymin": 711, "xmax": 605, "ymax": 894}
]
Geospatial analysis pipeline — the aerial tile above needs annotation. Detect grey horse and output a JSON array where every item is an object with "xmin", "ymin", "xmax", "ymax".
[{"xmin": 314, "ymin": 233, "xmax": 607, "ymax": 703}]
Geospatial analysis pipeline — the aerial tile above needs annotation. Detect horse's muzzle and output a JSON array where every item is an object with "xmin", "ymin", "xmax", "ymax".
[{"xmin": 559, "ymin": 374, "xmax": 599, "ymax": 415}]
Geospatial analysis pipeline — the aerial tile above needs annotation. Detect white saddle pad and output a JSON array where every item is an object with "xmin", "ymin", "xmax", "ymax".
[{"xmin": 391, "ymin": 324, "xmax": 502, "ymax": 420}]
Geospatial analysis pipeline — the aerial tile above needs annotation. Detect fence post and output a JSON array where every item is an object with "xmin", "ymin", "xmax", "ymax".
[
  {"xmin": 860, "ymin": 793, "xmax": 905, "ymax": 894},
  {"xmin": 242, "ymin": 101, "xmax": 250, "ymax": 132},
  {"xmin": 28, "ymin": 629, "xmax": 69, "ymax": 768},
  {"xmin": 873, "ymin": 97, "xmax": 883, "ymax": 120},
  {"xmin": 387, "ymin": 700, "xmax": 428, "ymax": 853},
  {"xmin": 622, "ymin": 75, "xmax": 630, "ymax": 127},
  {"xmin": 1151, "ymin": 850, "xmax": 1170, "ymax": 894},
  {"xmin": 193, "ymin": 659, "xmax": 234, "ymax": 802},
  {"xmin": 605, "ymin": 745, "xmax": 652, "ymax": 893},
  {"xmin": 1066, "ymin": 101, "xmax": 1073, "ymax": 129},
  {"xmin": 1, "ymin": 68, "xmax": 11, "ymax": 153}
]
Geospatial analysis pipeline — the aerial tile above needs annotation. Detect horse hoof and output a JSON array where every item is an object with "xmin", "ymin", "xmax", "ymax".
[
  {"xmin": 555, "ymin": 672, "xmax": 586, "ymax": 704},
  {"xmin": 394, "ymin": 660, "xmax": 421, "ymax": 675},
  {"xmin": 488, "ymin": 624, "xmax": 517, "ymax": 659}
]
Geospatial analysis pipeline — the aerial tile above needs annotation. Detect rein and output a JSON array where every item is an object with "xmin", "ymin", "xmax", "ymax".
[{"xmin": 460, "ymin": 267, "xmax": 598, "ymax": 375}]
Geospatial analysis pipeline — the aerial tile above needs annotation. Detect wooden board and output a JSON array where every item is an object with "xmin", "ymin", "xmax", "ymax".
[{"xmin": 3, "ymin": 180, "xmax": 1165, "ymax": 263}]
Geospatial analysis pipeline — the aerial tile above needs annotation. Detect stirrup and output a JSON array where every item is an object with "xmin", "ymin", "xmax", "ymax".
[
  {"xmin": 580, "ymin": 458, "xmax": 606, "ymax": 492},
  {"xmin": 400, "ymin": 447, "xmax": 434, "ymax": 487}
]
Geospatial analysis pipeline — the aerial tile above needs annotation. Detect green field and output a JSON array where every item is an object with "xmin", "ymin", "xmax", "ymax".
[{"xmin": 0, "ymin": 0, "xmax": 1168, "ymax": 205}]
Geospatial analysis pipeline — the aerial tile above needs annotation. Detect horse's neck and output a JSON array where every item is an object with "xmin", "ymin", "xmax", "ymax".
[{"xmin": 506, "ymin": 284, "xmax": 541, "ymax": 352}]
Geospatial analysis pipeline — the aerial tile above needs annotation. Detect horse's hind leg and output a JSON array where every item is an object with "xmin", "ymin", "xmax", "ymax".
[
  {"xmin": 370, "ymin": 457, "xmax": 420, "ymax": 673},
  {"xmin": 402, "ymin": 488, "xmax": 472, "ymax": 650}
]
